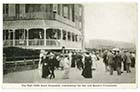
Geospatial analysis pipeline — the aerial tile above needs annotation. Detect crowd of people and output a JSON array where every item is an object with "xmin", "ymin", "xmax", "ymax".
[
  {"xmin": 38, "ymin": 48, "xmax": 136, "ymax": 79},
  {"xmin": 102, "ymin": 49, "xmax": 136, "ymax": 75}
]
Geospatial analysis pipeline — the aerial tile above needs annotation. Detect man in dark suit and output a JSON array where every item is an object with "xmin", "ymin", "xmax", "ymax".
[
  {"xmin": 48, "ymin": 52, "xmax": 56, "ymax": 79},
  {"xmin": 107, "ymin": 50, "xmax": 115, "ymax": 75},
  {"xmin": 114, "ymin": 51, "xmax": 123, "ymax": 75}
]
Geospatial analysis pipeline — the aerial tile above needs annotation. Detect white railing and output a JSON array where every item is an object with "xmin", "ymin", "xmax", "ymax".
[
  {"xmin": 3, "ymin": 40, "xmax": 13, "ymax": 46},
  {"xmin": 4, "ymin": 39, "xmax": 61, "ymax": 47},
  {"xmin": 15, "ymin": 40, "xmax": 27, "ymax": 46},
  {"xmin": 46, "ymin": 39, "xmax": 61, "ymax": 47},
  {"xmin": 28, "ymin": 39, "xmax": 44, "ymax": 46}
]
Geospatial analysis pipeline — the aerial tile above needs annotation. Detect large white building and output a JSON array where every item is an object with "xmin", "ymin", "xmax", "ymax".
[{"xmin": 3, "ymin": 4, "xmax": 84, "ymax": 50}]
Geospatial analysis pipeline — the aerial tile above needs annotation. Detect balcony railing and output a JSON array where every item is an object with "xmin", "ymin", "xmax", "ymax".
[
  {"xmin": 15, "ymin": 40, "xmax": 27, "ymax": 46},
  {"xmin": 3, "ymin": 39, "xmax": 66, "ymax": 47},
  {"xmin": 29, "ymin": 39, "xmax": 44, "ymax": 46},
  {"xmin": 46, "ymin": 39, "xmax": 61, "ymax": 47},
  {"xmin": 3, "ymin": 40, "xmax": 13, "ymax": 46}
]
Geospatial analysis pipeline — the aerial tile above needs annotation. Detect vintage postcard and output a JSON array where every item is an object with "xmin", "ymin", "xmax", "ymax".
[{"xmin": 2, "ymin": 2, "xmax": 137, "ymax": 88}]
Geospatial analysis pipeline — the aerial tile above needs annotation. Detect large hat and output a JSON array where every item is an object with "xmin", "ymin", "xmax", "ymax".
[{"xmin": 112, "ymin": 48, "xmax": 120, "ymax": 51}]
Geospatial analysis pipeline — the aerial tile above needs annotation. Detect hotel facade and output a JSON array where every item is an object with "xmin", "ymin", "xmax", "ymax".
[{"xmin": 3, "ymin": 4, "xmax": 84, "ymax": 50}]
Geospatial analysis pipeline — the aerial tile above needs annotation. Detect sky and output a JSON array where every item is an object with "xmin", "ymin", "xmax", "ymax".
[{"xmin": 83, "ymin": 2, "xmax": 137, "ymax": 44}]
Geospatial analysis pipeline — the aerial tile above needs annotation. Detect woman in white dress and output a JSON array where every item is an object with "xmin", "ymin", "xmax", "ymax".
[
  {"xmin": 90, "ymin": 51, "xmax": 97, "ymax": 70},
  {"xmin": 62, "ymin": 55, "xmax": 71, "ymax": 79}
]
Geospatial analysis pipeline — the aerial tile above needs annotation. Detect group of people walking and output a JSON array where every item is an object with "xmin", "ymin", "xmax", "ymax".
[
  {"xmin": 38, "ymin": 48, "xmax": 135, "ymax": 79},
  {"xmin": 102, "ymin": 49, "xmax": 135, "ymax": 75},
  {"xmin": 38, "ymin": 50, "xmax": 100, "ymax": 79}
]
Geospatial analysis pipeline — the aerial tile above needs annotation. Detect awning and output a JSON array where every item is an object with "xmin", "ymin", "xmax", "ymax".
[{"xmin": 3, "ymin": 20, "xmax": 46, "ymax": 29}]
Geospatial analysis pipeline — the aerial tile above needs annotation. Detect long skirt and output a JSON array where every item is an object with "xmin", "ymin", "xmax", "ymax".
[
  {"xmin": 63, "ymin": 68, "xmax": 70, "ymax": 79},
  {"xmin": 42, "ymin": 64, "xmax": 50, "ymax": 78},
  {"xmin": 82, "ymin": 67, "xmax": 92, "ymax": 78},
  {"xmin": 38, "ymin": 64, "xmax": 42, "ymax": 77},
  {"xmin": 92, "ymin": 61, "xmax": 97, "ymax": 69}
]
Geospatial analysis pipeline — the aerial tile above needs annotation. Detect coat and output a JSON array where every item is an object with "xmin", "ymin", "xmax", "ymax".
[
  {"xmin": 125, "ymin": 52, "xmax": 132, "ymax": 64},
  {"xmin": 107, "ymin": 52, "xmax": 115, "ymax": 64}
]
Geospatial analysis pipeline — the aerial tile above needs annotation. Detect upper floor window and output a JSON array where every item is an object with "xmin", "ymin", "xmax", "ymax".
[
  {"xmin": 68, "ymin": 32, "xmax": 71, "ymax": 41},
  {"xmin": 25, "ymin": 4, "xmax": 41, "ymax": 13},
  {"xmin": 62, "ymin": 30, "xmax": 67, "ymax": 40},
  {"xmin": 3, "ymin": 4, "xmax": 8, "ymax": 15},
  {"xmin": 63, "ymin": 4, "xmax": 69, "ymax": 18}
]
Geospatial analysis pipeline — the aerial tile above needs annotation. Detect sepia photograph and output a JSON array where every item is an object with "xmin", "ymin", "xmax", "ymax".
[{"xmin": 2, "ymin": 2, "xmax": 137, "ymax": 88}]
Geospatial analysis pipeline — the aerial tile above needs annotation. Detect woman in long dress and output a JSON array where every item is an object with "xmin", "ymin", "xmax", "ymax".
[
  {"xmin": 90, "ymin": 52, "xmax": 97, "ymax": 70},
  {"xmin": 41, "ymin": 55, "xmax": 50, "ymax": 78},
  {"xmin": 62, "ymin": 55, "xmax": 71, "ymax": 79},
  {"xmin": 38, "ymin": 50, "xmax": 45, "ymax": 77},
  {"xmin": 82, "ymin": 52, "xmax": 92, "ymax": 78}
]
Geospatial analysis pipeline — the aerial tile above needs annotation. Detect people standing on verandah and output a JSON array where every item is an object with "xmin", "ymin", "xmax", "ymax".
[{"xmin": 82, "ymin": 52, "xmax": 92, "ymax": 78}]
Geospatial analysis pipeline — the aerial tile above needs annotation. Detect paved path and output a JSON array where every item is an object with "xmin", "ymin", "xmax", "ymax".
[{"xmin": 3, "ymin": 59, "xmax": 136, "ymax": 83}]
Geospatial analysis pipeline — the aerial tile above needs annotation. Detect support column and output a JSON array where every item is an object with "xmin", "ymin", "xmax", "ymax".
[
  {"xmin": 44, "ymin": 28, "xmax": 46, "ymax": 46},
  {"xmin": 27, "ymin": 29, "xmax": 29, "ymax": 46},
  {"xmin": 13, "ymin": 30, "xmax": 15, "ymax": 46},
  {"xmin": 60, "ymin": 28, "xmax": 63, "ymax": 47}
]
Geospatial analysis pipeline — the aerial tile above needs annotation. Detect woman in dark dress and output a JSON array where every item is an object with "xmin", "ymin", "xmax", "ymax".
[
  {"xmin": 42, "ymin": 55, "xmax": 50, "ymax": 78},
  {"xmin": 48, "ymin": 53, "xmax": 56, "ymax": 79},
  {"xmin": 82, "ymin": 52, "xmax": 92, "ymax": 78}
]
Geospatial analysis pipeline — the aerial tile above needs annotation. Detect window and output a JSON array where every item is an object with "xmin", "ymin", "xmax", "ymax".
[
  {"xmin": 15, "ymin": 4, "xmax": 20, "ymax": 14},
  {"xmin": 25, "ymin": 4, "xmax": 41, "ymax": 13},
  {"xmin": 46, "ymin": 4, "xmax": 51, "ymax": 12},
  {"xmin": 29, "ymin": 28, "xmax": 44, "ymax": 39},
  {"xmin": 46, "ymin": 28, "xmax": 61, "ymax": 39},
  {"xmin": 34, "ymin": 4, "xmax": 41, "ymax": 12},
  {"xmin": 15, "ymin": 29, "xmax": 27, "ymax": 39},
  {"xmin": 72, "ymin": 4, "xmax": 75, "ymax": 22},
  {"xmin": 62, "ymin": 4, "xmax": 68, "ymax": 18},
  {"xmin": 72, "ymin": 33, "xmax": 75, "ymax": 41},
  {"xmin": 68, "ymin": 32, "xmax": 71, "ymax": 41},
  {"xmin": 75, "ymin": 34, "xmax": 78, "ymax": 42},
  {"xmin": 3, "ymin": 4, "xmax": 8, "ymax": 15},
  {"xmin": 3, "ymin": 29, "xmax": 13, "ymax": 40},
  {"xmin": 57, "ymin": 4, "xmax": 61, "ymax": 15},
  {"xmin": 40, "ymin": 5, "xmax": 46, "ymax": 12},
  {"xmin": 79, "ymin": 7, "xmax": 82, "ymax": 16},
  {"xmin": 62, "ymin": 30, "xmax": 67, "ymax": 40}
]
